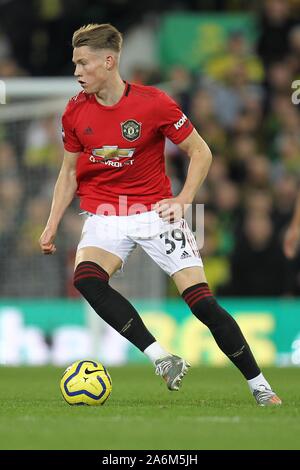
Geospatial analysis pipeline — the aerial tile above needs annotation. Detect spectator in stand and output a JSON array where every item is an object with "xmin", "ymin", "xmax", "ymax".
[
  {"xmin": 0, "ymin": 197, "xmax": 62, "ymax": 297},
  {"xmin": 283, "ymin": 186, "xmax": 300, "ymax": 259},
  {"xmin": 219, "ymin": 212, "xmax": 288, "ymax": 296},
  {"xmin": 244, "ymin": 154, "xmax": 271, "ymax": 190},
  {"xmin": 205, "ymin": 30, "xmax": 264, "ymax": 84},
  {"xmin": 288, "ymin": 25, "xmax": 300, "ymax": 75},
  {"xmin": 203, "ymin": 62, "xmax": 263, "ymax": 130},
  {"xmin": 273, "ymin": 175, "xmax": 298, "ymax": 231},
  {"xmin": 0, "ymin": 142, "xmax": 23, "ymax": 237},
  {"xmin": 24, "ymin": 116, "xmax": 62, "ymax": 195},
  {"xmin": 257, "ymin": 0, "xmax": 297, "ymax": 68}
]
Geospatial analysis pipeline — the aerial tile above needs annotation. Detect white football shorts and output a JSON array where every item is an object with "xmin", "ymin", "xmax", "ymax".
[{"xmin": 77, "ymin": 210, "xmax": 203, "ymax": 276}]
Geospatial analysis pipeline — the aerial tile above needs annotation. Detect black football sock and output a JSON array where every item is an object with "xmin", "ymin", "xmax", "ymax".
[
  {"xmin": 74, "ymin": 261, "xmax": 156, "ymax": 351},
  {"xmin": 182, "ymin": 283, "xmax": 260, "ymax": 380}
]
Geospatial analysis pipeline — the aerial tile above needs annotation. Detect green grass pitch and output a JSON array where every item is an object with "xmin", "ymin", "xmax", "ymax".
[{"xmin": 0, "ymin": 365, "xmax": 299, "ymax": 450}]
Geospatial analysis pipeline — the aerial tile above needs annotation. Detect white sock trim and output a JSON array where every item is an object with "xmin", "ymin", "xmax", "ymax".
[
  {"xmin": 143, "ymin": 342, "xmax": 169, "ymax": 364},
  {"xmin": 247, "ymin": 373, "xmax": 271, "ymax": 392}
]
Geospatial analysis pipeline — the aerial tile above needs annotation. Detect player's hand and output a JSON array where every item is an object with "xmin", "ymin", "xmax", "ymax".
[
  {"xmin": 154, "ymin": 197, "xmax": 189, "ymax": 222},
  {"xmin": 284, "ymin": 225, "xmax": 300, "ymax": 259},
  {"xmin": 39, "ymin": 226, "xmax": 57, "ymax": 255}
]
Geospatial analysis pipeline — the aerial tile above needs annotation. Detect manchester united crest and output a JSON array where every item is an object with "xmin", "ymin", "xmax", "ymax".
[{"xmin": 121, "ymin": 119, "xmax": 141, "ymax": 142}]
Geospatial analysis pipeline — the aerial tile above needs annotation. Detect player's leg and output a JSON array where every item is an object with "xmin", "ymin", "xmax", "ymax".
[
  {"xmin": 73, "ymin": 215, "xmax": 170, "ymax": 370},
  {"xmin": 74, "ymin": 246, "xmax": 170, "ymax": 358},
  {"xmin": 173, "ymin": 265, "xmax": 282, "ymax": 406},
  {"xmin": 138, "ymin": 213, "xmax": 281, "ymax": 403},
  {"xmin": 135, "ymin": 216, "xmax": 199, "ymax": 391}
]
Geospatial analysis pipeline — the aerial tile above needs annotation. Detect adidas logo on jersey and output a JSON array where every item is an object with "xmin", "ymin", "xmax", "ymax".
[
  {"xmin": 180, "ymin": 251, "xmax": 191, "ymax": 259},
  {"xmin": 84, "ymin": 126, "xmax": 94, "ymax": 135}
]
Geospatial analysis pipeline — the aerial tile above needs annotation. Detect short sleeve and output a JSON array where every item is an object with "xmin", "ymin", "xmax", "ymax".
[
  {"xmin": 156, "ymin": 91, "xmax": 194, "ymax": 145},
  {"xmin": 61, "ymin": 105, "xmax": 83, "ymax": 153}
]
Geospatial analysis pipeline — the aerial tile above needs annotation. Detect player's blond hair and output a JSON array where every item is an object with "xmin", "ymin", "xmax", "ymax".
[{"xmin": 72, "ymin": 24, "xmax": 123, "ymax": 53}]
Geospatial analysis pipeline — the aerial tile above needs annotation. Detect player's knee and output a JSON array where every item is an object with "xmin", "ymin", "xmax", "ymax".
[
  {"xmin": 190, "ymin": 296, "xmax": 233, "ymax": 329},
  {"xmin": 73, "ymin": 261, "xmax": 109, "ymax": 296},
  {"xmin": 182, "ymin": 282, "xmax": 231, "ymax": 327},
  {"xmin": 191, "ymin": 296, "xmax": 219, "ymax": 326}
]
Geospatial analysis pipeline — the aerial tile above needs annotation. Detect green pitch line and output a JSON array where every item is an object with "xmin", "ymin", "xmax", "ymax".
[{"xmin": 0, "ymin": 365, "xmax": 299, "ymax": 450}]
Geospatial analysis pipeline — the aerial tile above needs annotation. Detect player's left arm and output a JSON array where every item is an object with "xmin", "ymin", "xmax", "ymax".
[{"xmin": 155, "ymin": 129, "xmax": 212, "ymax": 222}]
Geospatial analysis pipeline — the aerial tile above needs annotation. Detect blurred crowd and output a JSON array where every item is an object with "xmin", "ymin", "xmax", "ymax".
[{"xmin": 1, "ymin": 0, "xmax": 300, "ymax": 297}]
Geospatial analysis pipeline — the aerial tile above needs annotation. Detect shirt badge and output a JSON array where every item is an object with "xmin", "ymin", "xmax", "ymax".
[{"xmin": 121, "ymin": 119, "xmax": 141, "ymax": 142}]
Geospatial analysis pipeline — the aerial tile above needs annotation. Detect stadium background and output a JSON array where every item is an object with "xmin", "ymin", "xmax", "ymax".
[{"xmin": 1, "ymin": 0, "xmax": 300, "ymax": 369}]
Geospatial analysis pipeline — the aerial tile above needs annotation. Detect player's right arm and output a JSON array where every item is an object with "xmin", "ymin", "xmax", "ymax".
[
  {"xmin": 283, "ymin": 189, "xmax": 300, "ymax": 259},
  {"xmin": 39, "ymin": 150, "xmax": 79, "ymax": 254}
]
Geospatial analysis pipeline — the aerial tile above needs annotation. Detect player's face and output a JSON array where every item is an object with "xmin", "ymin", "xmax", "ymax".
[{"xmin": 72, "ymin": 46, "xmax": 111, "ymax": 94}]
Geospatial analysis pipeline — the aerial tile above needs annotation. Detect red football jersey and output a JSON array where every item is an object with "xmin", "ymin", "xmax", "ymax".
[{"xmin": 62, "ymin": 82, "xmax": 194, "ymax": 215}]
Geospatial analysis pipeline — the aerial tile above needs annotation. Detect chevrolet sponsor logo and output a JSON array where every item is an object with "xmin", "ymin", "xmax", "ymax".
[{"xmin": 91, "ymin": 146, "xmax": 135, "ymax": 161}]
